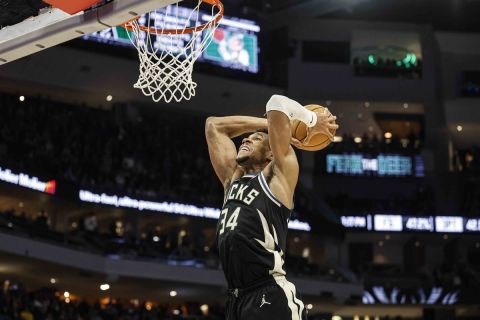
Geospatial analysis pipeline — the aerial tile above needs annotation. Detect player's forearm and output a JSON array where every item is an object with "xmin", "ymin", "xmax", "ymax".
[
  {"xmin": 205, "ymin": 116, "xmax": 267, "ymax": 138},
  {"xmin": 266, "ymin": 95, "xmax": 317, "ymax": 127}
]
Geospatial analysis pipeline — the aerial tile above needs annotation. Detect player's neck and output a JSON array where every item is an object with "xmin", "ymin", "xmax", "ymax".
[{"xmin": 243, "ymin": 164, "xmax": 265, "ymax": 176}]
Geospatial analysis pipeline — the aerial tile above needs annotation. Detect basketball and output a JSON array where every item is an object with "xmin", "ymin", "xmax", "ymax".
[
  {"xmin": 291, "ymin": 104, "xmax": 336, "ymax": 151},
  {"xmin": 213, "ymin": 28, "xmax": 225, "ymax": 42}
]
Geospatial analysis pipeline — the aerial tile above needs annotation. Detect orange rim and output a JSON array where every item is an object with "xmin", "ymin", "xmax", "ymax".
[{"xmin": 122, "ymin": 0, "xmax": 224, "ymax": 35}]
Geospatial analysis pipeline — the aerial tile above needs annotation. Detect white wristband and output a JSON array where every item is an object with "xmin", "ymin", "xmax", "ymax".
[{"xmin": 266, "ymin": 95, "xmax": 317, "ymax": 127}]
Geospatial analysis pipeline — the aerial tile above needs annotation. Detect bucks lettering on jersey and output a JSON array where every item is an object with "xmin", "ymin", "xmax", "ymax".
[{"xmin": 216, "ymin": 172, "xmax": 292, "ymax": 289}]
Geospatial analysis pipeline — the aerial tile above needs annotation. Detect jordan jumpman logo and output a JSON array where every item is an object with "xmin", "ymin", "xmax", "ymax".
[{"xmin": 260, "ymin": 294, "xmax": 271, "ymax": 308}]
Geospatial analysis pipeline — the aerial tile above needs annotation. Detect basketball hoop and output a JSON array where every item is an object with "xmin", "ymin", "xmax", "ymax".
[{"xmin": 122, "ymin": 0, "xmax": 224, "ymax": 103}]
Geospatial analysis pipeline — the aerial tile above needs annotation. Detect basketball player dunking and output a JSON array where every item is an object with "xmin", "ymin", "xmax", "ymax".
[{"xmin": 205, "ymin": 95, "xmax": 338, "ymax": 320}]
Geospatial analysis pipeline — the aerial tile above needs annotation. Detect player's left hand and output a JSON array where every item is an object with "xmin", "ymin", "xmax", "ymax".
[
  {"xmin": 291, "ymin": 111, "xmax": 338, "ymax": 148},
  {"xmin": 307, "ymin": 110, "xmax": 337, "ymax": 143},
  {"xmin": 291, "ymin": 137, "xmax": 303, "ymax": 148}
]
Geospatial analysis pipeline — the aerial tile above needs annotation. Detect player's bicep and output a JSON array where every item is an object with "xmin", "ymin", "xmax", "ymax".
[
  {"xmin": 267, "ymin": 111, "xmax": 299, "ymax": 191},
  {"xmin": 267, "ymin": 110, "xmax": 292, "ymax": 167},
  {"xmin": 205, "ymin": 120, "xmax": 238, "ymax": 187}
]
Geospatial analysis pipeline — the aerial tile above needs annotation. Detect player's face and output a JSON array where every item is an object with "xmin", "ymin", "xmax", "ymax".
[
  {"xmin": 236, "ymin": 133, "xmax": 271, "ymax": 167},
  {"xmin": 228, "ymin": 37, "xmax": 244, "ymax": 52}
]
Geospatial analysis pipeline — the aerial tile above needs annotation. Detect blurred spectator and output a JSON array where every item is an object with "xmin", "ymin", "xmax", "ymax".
[
  {"xmin": 34, "ymin": 209, "xmax": 49, "ymax": 229},
  {"xmin": 84, "ymin": 213, "xmax": 98, "ymax": 233},
  {"xmin": 453, "ymin": 146, "xmax": 480, "ymax": 217},
  {"xmin": 455, "ymin": 146, "xmax": 480, "ymax": 173}
]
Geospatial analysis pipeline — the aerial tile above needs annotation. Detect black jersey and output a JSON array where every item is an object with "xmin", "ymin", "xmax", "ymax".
[{"xmin": 216, "ymin": 172, "xmax": 292, "ymax": 289}]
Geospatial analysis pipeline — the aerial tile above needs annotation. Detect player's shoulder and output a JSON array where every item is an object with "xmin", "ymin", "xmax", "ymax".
[{"xmin": 261, "ymin": 163, "xmax": 295, "ymax": 210}]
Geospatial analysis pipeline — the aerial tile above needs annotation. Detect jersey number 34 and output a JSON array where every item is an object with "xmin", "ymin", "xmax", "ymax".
[{"xmin": 219, "ymin": 207, "xmax": 241, "ymax": 235}]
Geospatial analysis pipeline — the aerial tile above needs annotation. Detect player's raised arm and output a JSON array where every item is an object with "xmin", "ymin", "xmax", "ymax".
[
  {"xmin": 205, "ymin": 116, "xmax": 267, "ymax": 189},
  {"xmin": 264, "ymin": 96, "xmax": 304, "ymax": 194},
  {"xmin": 265, "ymin": 95, "xmax": 338, "ymax": 189}
]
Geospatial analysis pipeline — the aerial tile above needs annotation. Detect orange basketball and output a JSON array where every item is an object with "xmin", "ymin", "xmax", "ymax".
[{"xmin": 290, "ymin": 104, "xmax": 336, "ymax": 151}]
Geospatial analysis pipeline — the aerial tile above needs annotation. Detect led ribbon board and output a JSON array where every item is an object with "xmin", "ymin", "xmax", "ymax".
[
  {"xmin": 326, "ymin": 153, "xmax": 424, "ymax": 177},
  {"xmin": 341, "ymin": 215, "xmax": 480, "ymax": 233},
  {"xmin": 0, "ymin": 165, "xmax": 308, "ymax": 231},
  {"xmin": 79, "ymin": 189, "xmax": 311, "ymax": 231},
  {"xmin": 0, "ymin": 166, "xmax": 56, "ymax": 194}
]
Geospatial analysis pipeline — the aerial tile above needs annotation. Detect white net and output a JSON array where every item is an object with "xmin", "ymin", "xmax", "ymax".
[{"xmin": 125, "ymin": 1, "xmax": 222, "ymax": 103}]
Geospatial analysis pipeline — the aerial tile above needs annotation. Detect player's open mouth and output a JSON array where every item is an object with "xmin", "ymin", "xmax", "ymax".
[{"xmin": 240, "ymin": 145, "xmax": 250, "ymax": 152}]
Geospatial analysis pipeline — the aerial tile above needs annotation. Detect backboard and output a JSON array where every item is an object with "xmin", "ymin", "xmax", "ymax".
[{"xmin": 0, "ymin": 0, "xmax": 179, "ymax": 65}]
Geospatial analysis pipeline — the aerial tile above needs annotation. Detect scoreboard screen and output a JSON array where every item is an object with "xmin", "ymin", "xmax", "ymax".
[
  {"xmin": 203, "ymin": 28, "xmax": 258, "ymax": 72},
  {"xmin": 82, "ymin": 5, "xmax": 260, "ymax": 73}
]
